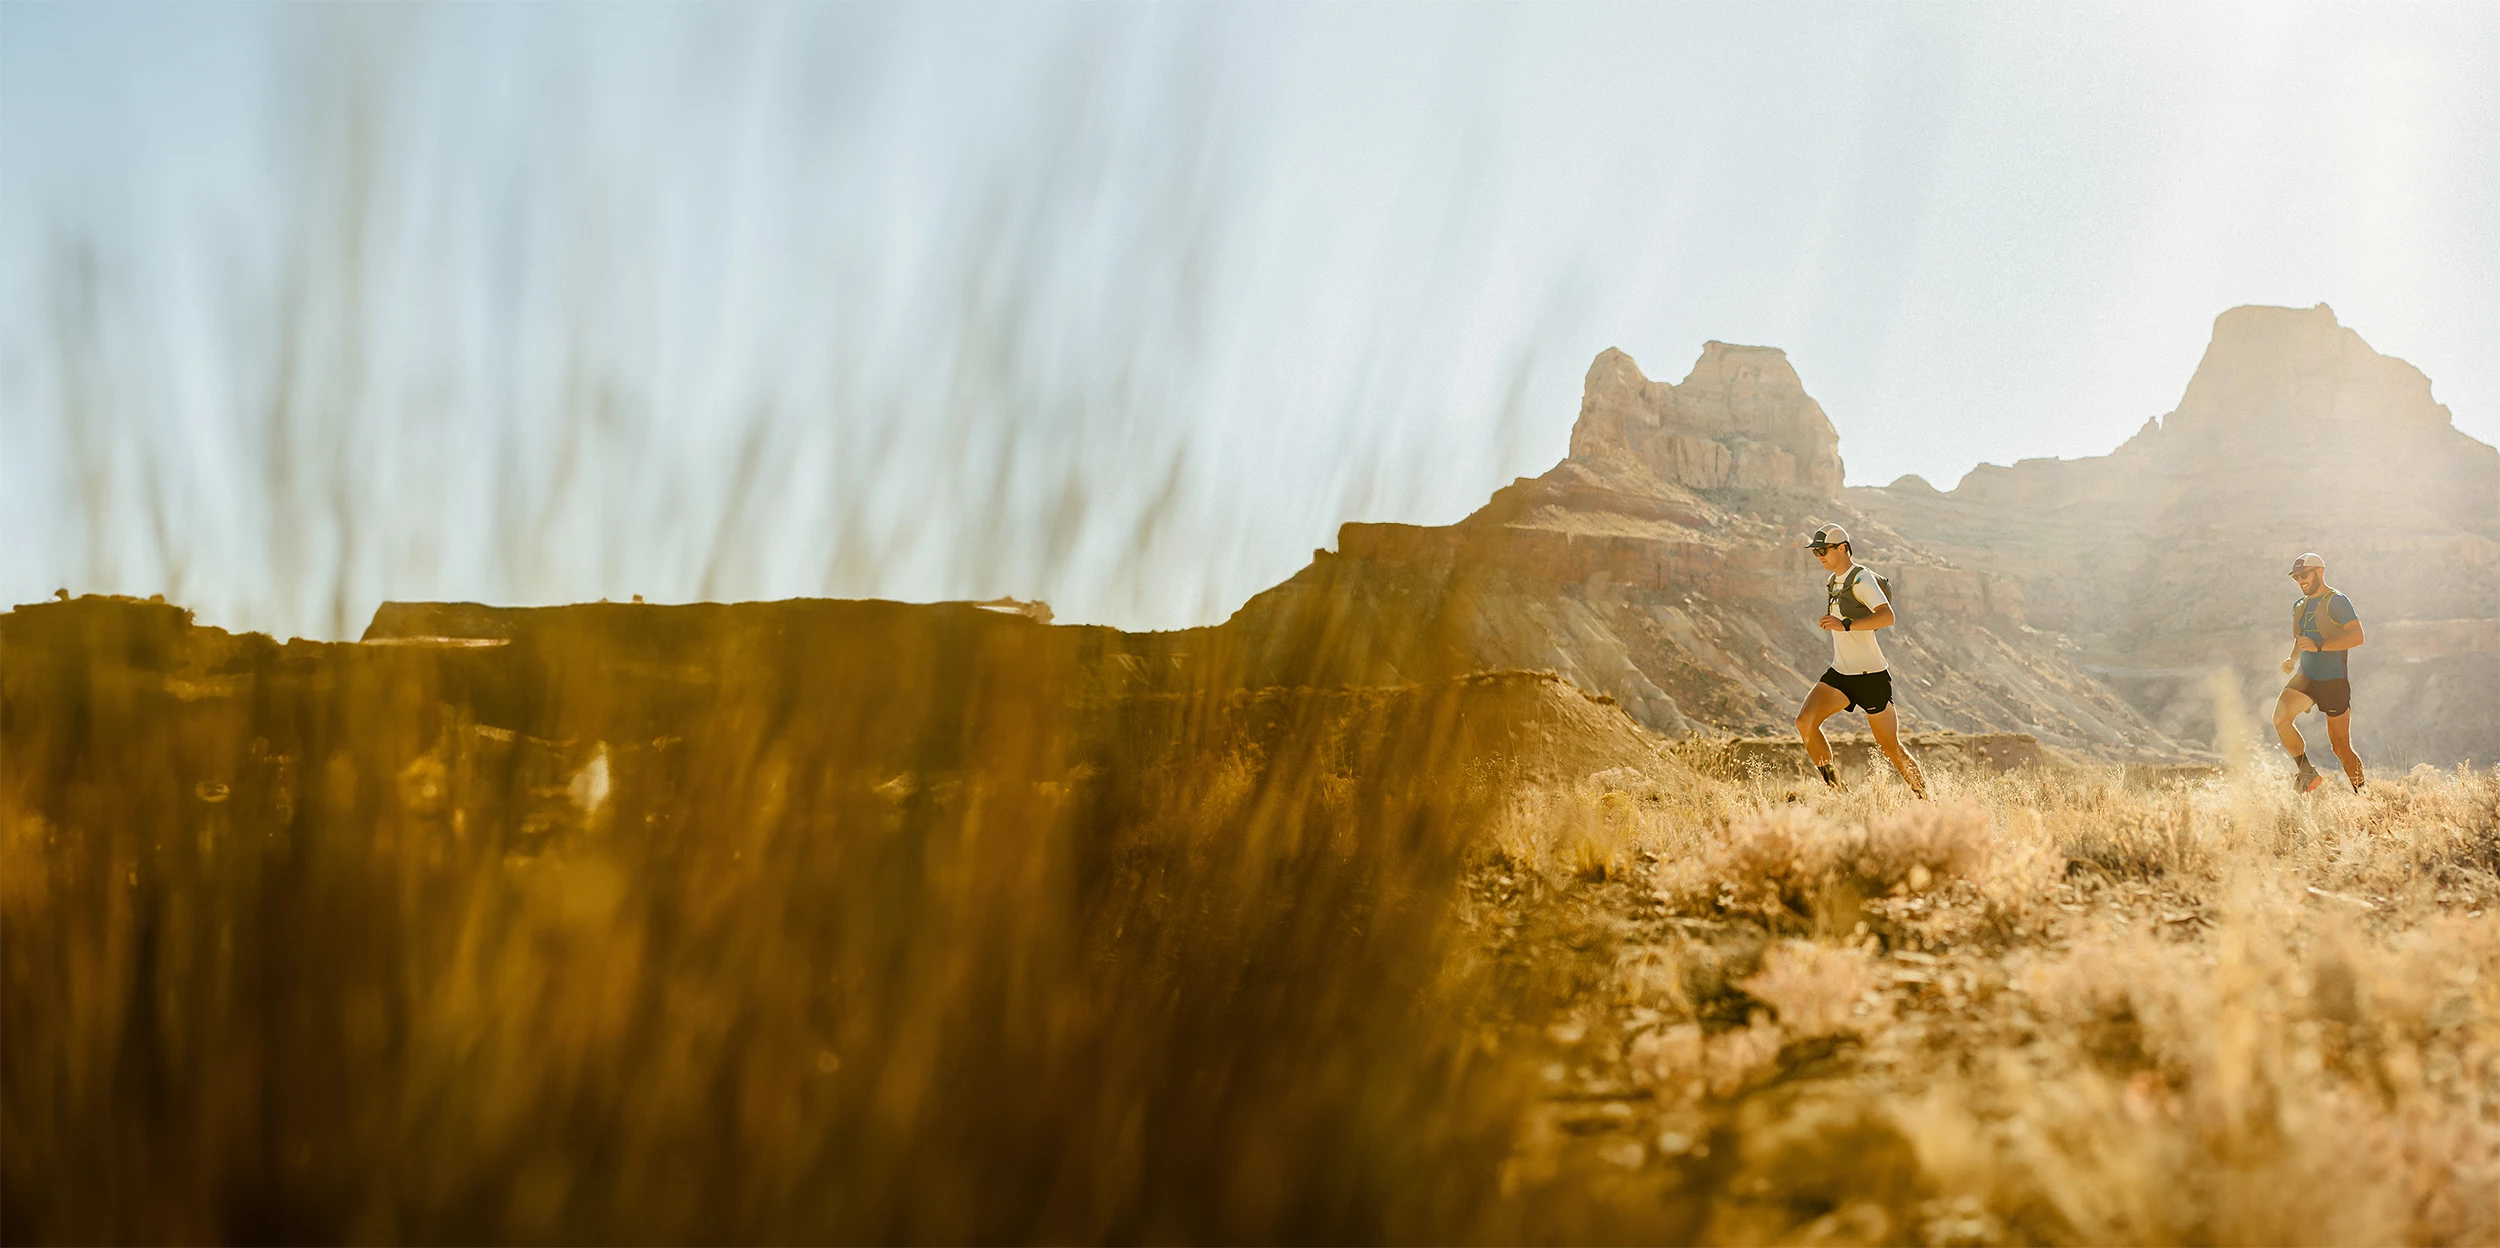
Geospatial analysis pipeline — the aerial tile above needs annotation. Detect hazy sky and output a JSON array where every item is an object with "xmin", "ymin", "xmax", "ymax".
[{"xmin": 5, "ymin": 3, "xmax": 2495, "ymax": 637}]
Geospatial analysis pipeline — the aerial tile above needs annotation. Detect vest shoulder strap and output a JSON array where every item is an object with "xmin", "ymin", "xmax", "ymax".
[
  {"xmin": 1831, "ymin": 565, "xmax": 1886, "ymax": 620},
  {"xmin": 2296, "ymin": 588, "xmax": 2348, "ymax": 640}
]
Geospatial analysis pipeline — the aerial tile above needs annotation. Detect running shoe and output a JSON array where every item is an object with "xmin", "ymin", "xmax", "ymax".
[{"xmin": 2294, "ymin": 764, "xmax": 2325, "ymax": 794}]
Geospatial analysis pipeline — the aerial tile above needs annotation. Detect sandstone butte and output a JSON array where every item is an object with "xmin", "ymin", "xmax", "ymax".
[{"xmin": 73, "ymin": 301, "xmax": 2487, "ymax": 769}]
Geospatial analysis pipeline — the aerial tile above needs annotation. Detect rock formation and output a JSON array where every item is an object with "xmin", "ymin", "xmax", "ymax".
[
  {"xmin": 1850, "ymin": 304, "xmax": 2499, "ymax": 764},
  {"xmin": 1205, "ymin": 345, "xmax": 2184, "ymax": 758},
  {"xmin": 347, "ymin": 305, "xmax": 2488, "ymax": 765},
  {"xmin": 1571, "ymin": 343, "xmax": 1846, "ymax": 494}
]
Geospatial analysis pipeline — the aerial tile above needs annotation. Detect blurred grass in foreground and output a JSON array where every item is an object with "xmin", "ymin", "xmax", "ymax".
[
  {"xmin": 2, "ymin": 597, "xmax": 1535, "ymax": 1243},
  {"xmin": 7, "ymin": 596, "xmax": 2500, "ymax": 1244}
]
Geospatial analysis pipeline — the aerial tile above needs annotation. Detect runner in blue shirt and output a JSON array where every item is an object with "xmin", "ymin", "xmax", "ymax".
[{"xmin": 2273, "ymin": 552, "xmax": 2367, "ymax": 793}]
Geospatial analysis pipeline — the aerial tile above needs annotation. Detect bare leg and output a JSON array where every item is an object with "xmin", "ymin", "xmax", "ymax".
[
  {"xmin": 1867, "ymin": 705, "xmax": 1927, "ymax": 798},
  {"xmin": 1795, "ymin": 682, "xmax": 1851, "ymax": 770},
  {"xmin": 2273, "ymin": 688, "xmax": 2314, "ymax": 763},
  {"xmin": 2326, "ymin": 710, "xmax": 2363, "ymax": 788}
]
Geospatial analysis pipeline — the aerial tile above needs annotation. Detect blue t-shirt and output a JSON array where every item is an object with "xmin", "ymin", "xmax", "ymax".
[{"xmin": 2295, "ymin": 592, "xmax": 2359, "ymax": 680}]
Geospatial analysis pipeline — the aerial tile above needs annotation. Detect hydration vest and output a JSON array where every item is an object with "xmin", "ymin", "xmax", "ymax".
[
  {"xmin": 2293, "ymin": 588, "xmax": 2352, "ymax": 646},
  {"xmin": 1829, "ymin": 565, "xmax": 1895, "ymax": 621}
]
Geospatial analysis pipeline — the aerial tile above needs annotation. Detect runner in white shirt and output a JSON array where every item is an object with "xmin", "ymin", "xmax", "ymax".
[{"xmin": 1793, "ymin": 523, "xmax": 1927, "ymax": 797}]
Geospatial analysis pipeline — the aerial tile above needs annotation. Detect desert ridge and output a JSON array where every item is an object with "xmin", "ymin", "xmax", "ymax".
[{"xmin": 340, "ymin": 305, "xmax": 2491, "ymax": 767}]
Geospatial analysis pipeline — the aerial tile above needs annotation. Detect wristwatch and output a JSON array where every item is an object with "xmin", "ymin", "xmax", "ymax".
[{"xmin": 1842, "ymin": 618, "xmax": 1852, "ymax": 631}]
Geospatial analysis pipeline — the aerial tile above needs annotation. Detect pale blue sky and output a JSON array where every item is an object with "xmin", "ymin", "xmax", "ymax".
[{"xmin": 5, "ymin": 3, "xmax": 2495, "ymax": 637}]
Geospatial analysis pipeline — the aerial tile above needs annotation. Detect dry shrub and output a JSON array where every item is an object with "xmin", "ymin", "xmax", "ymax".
[
  {"xmin": 1612, "ymin": 937, "xmax": 1693, "ymax": 1015},
  {"xmin": 1657, "ymin": 801, "xmax": 2052, "ymax": 937},
  {"xmin": 1584, "ymin": 763, "xmax": 2497, "ymax": 1243},
  {"xmin": 1741, "ymin": 939, "xmax": 1886, "ymax": 1040},
  {"xmin": 1625, "ymin": 941, "xmax": 1885, "ymax": 1102},
  {"xmin": 1929, "ymin": 886, "xmax": 2500, "ymax": 1245},
  {"xmin": 1488, "ymin": 772, "xmax": 1704, "ymax": 883},
  {"xmin": 1629, "ymin": 1018, "xmax": 1786, "ymax": 1101},
  {"xmin": 2303, "ymin": 774, "xmax": 2500, "ymax": 896},
  {"xmin": 2048, "ymin": 802, "xmax": 2210, "ymax": 880}
]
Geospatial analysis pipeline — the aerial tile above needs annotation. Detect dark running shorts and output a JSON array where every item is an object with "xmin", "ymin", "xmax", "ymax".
[
  {"xmin": 1818, "ymin": 667, "xmax": 1894, "ymax": 714},
  {"xmin": 2288, "ymin": 674, "xmax": 2352, "ymax": 717}
]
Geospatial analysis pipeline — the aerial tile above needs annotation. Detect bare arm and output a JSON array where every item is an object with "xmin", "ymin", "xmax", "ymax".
[{"xmin": 1818, "ymin": 604, "xmax": 1896, "ymax": 632}]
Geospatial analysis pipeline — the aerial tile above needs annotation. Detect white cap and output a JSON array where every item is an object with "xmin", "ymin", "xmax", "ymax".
[
  {"xmin": 1807, "ymin": 523, "xmax": 1852, "ymax": 551},
  {"xmin": 2290, "ymin": 551, "xmax": 2326, "ymax": 573}
]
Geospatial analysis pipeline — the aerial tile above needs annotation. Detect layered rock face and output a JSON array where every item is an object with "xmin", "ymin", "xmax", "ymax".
[
  {"xmin": 1216, "ymin": 346, "xmax": 2183, "ymax": 758},
  {"xmin": 1852, "ymin": 304, "xmax": 2499, "ymax": 764}
]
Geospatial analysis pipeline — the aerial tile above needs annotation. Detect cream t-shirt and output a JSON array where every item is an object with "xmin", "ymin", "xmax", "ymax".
[{"xmin": 1826, "ymin": 567, "xmax": 1890, "ymax": 675}]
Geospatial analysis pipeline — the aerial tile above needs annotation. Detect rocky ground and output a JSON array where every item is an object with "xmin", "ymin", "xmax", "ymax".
[{"xmin": 1460, "ymin": 759, "xmax": 2500, "ymax": 1244}]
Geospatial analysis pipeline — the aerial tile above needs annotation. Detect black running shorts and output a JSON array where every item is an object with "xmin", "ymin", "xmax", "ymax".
[
  {"xmin": 2288, "ymin": 673, "xmax": 2352, "ymax": 717},
  {"xmin": 1818, "ymin": 667, "xmax": 1894, "ymax": 714}
]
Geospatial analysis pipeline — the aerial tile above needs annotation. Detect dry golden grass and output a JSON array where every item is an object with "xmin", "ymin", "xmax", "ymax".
[
  {"xmin": 6, "ymin": 601, "xmax": 2498, "ymax": 1244},
  {"xmin": 0, "ymin": 602, "xmax": 1530, "ymax": 1243},
  {"xmin": 1481, "ymin": 756, "xmax": 2500, "ymax": 1245}
]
